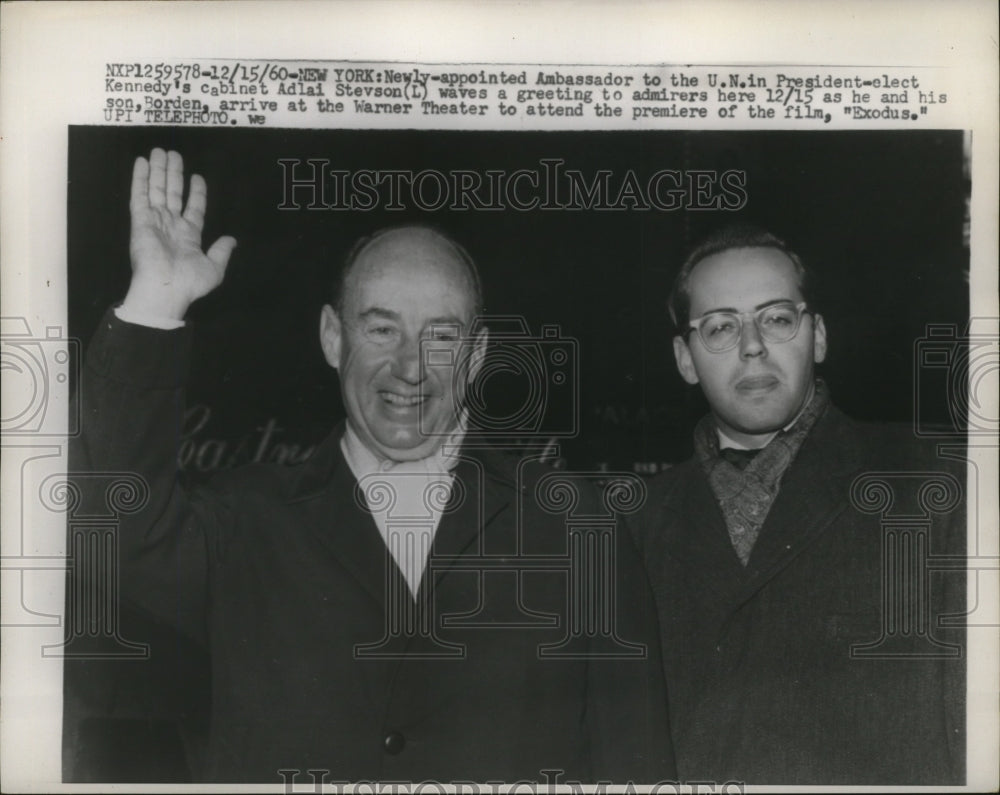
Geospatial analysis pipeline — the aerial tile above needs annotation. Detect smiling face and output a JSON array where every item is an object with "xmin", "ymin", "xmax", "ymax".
[
  {"xmin": 673, "ymin": 246, "xmax": 827, "ymax": 446},
  {"xmin": 320, "ymin": 228, "xmax": 485, "ymax": 462}
]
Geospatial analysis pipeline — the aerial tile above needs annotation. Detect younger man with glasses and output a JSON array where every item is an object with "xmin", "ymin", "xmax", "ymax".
[{"xmin": 633, "ymin": 225, "xmax": 965, "ymax": 784}]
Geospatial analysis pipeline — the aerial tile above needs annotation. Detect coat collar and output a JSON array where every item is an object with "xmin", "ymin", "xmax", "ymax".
[
  {"xmin": 658, "ymin": 460, "xmax": 749, "ymax": 604},
  {"xmin": 283, "ymin": 422, "xmax": 518, "ymax": 504},
  {"xmin": 286, "ymin": 422, "xmax": 519, "ymax": 609},
  {"xmin": 736, "ymin": 403, "xmax": 866, "ymax": 595},
  {"xmin": 661, "ymin": 404, "xmax": 871, "ymax": 604}
]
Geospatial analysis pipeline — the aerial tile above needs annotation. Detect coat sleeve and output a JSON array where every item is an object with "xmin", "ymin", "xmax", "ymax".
[{"xmin": 70, "ymin": 308, "xmax": 232, "ymax": 645}]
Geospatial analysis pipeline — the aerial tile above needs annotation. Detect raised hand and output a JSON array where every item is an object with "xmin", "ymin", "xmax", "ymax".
[{"xmin": 122, "ymin": 148, "xmax": 237, "ymax": 320}]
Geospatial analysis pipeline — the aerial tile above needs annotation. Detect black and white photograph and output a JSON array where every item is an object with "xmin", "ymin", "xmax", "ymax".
[
  {"xmin": 61, "ymin": 125, "xmax": 972, "ymax": 787},
  {"xmin": 1, "ymin": 2, "xmax": 997, "ymax": 792}
]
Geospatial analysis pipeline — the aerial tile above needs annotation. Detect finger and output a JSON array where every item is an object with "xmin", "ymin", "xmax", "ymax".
[
  {"xmin": 165, "ymin": 150, "xmax": 184, "ymax": 214},
  {"xmin": 129, "ymin": 156, "xmax": 150, "ymax": 213},
  {"xmin": 148, "ymin": 147, "xmax": 167, "ymax": 208},
  {"xmin": 205, "ymin": 236, "xmax": 238, "ymax": 271},
  {"xmin": 182, "ymin": 173, "xmax": 207, "ymax": 228}
]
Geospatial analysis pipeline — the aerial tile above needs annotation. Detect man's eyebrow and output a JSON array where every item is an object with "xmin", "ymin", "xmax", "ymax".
[
  {"xmin": 754, "ymin": 298, "xmax": 798, "ymax": 311},
  {"xmin": 698, "ymin": 298, "xmax": 797, "ymax": 315},
  {"xmin": 355, "ymin": 309, "xmax": 468, "ymax": 329},
  {"xmin": 357, "ymin": 307, "xmax": 401, "ymax": 322}
]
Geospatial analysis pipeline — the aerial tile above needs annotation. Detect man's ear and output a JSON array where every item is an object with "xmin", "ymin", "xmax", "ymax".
[
  {"xmin": 319, "ymin": 305, "xmax": 342, "ymax": 370},
  {"xmin": 812, "ymin": 313, "xmax": 828, "ymax": 364},
  {"xmin": 673, "ymin": 335, "xmax": 700, "ymax": 385}
]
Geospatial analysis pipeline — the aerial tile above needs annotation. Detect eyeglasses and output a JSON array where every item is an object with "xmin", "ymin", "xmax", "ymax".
[{"xmin": 687, "ymin": 301, "xmax": 811, "ymax": 353}]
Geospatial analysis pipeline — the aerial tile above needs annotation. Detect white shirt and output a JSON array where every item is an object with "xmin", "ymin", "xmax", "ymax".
[
  {"xmin": 114, "ymin": 304, "xmax": 185, "ymax": 329},
  {"xmin": 340, "ymin": 423, "xmax": 464, "ymax": 598}
]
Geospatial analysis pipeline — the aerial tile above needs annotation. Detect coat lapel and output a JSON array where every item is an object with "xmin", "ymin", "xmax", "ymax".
[
  {"xmin": 390, "ymin": 447, "xmax": 514, "ymax": 663},
  {"xmin": 738, "ymin": 406, "xmax": 867, "ymax": 600},
  {"xmin": 660, "ymin": 461, "xmax": 750, "ymax": 603},
  {"xmin": 292, "ymin": 432, "xmax": 517, "ymax": 612},
  {"xmin": 291, "ymin": 428, "xmax": 391, "ymax": 610},
  {"xmin": 425, "ymin": 447, "xmax": 514, "ymax": 594},
  {"xmin": 660, "ymin": 407, "xmax": 870, "ymax": 614}
]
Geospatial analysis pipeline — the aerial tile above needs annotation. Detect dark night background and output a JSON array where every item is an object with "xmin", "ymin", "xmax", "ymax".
[{"xmin": 65, "ymin": 126, "xmax": 969, "ymax": 781}]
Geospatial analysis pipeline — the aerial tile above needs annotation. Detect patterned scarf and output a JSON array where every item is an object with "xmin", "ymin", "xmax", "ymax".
[{"xmin": 693, "ymin": 380, "xmax": 830, "ymax": 566}]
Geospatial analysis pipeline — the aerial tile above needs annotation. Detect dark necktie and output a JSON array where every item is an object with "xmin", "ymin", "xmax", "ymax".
[{"xmin": 720, "ymin": 446, "xmax": 763, "ymax": 470}]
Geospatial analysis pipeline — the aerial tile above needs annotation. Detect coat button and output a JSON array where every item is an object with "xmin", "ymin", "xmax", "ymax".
[{"xmin": 383, "ymin": 731, "xmax": 405, "ymax": 755}]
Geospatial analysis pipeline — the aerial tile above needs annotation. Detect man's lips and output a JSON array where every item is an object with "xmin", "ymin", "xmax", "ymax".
[
  {"xmin": 735, "ymin": 375, "xmax": 780, "ymax": 392},
  {"xmin": 379, "ymin": 391, "xmax": 430, "ymax": 407}
]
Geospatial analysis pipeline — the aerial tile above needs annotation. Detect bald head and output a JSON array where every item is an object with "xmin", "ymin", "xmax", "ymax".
[
  {"xmin": 319, "ymin": 224, "xmax": 488, "ymax": 462},
  {"xmin": 333, "ymin": 226, "xmax": 483, "ymax": 320}
]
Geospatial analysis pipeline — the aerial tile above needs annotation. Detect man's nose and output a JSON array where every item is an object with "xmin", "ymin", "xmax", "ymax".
[
  {"xmin": 390, "ymin": 335, "xmax": 424, "ymax": 383},
  {"xmin": 739, "ymin": 317, "xmax": 767, "ymax": 359}
]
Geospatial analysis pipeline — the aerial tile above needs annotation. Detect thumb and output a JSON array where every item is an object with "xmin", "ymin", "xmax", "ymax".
[{"xmin": 206, "ymin": 236, "xmax": 238, "ymax": 270}]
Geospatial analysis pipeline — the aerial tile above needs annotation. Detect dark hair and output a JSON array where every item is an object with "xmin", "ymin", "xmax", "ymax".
[
  {"xmin": 331, "ymin": 224, "xmax": 484, "ymax": 316},
  {"xmin": 668, "ymin": 223, "xmax": 810, "ymax": 333}
]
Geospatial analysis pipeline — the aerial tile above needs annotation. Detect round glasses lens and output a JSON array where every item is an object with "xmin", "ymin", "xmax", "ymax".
[
  {"xmin": 699, "ymin": 314, "xmax": 741, "ymax": 351},
  {"xmin": 758, "ymin": 304, "xmax": 801, "ymax": 342}
]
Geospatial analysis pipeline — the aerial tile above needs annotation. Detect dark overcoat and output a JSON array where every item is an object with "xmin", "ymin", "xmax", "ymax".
[
  {"xmin": 632, "ymin": 404, "xmax": 966, "ymax": 785},
  {"xmin": 73, "ymin": 310, "xmax": 675, "ymax": 784}
]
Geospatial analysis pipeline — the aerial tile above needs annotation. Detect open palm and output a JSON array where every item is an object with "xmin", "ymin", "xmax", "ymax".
[{"xmin": 126, "ymin": 148, "xmax": 236, "ymax": 319}]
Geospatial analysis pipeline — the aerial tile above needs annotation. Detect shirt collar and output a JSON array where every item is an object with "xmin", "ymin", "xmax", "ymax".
[
  {"xmin": 716, "ymin": 426, "xmax": 778, "ymax": 452},
  {"xmin": 340, "ymin": 418, "xmax": 466, "ymax": 481}
]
